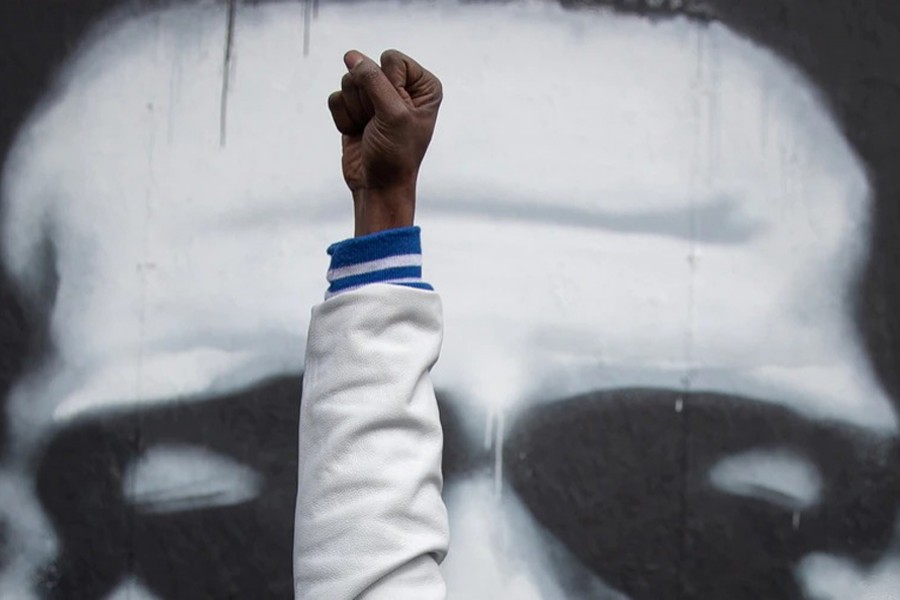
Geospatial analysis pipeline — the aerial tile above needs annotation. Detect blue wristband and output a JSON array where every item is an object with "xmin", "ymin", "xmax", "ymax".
[{"xmin": 325, "ymin": 226, "xmax": 434, "ymax": 299}]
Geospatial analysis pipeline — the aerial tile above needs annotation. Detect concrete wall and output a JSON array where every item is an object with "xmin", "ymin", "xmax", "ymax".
[{"xmin": 0, "ymin": 1, "xmax": 899, "ymax": 598}]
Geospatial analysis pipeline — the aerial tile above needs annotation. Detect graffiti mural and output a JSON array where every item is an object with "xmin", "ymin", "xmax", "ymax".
[{"xmin": 1, "ymin": 0, "xmax": 900, "ymax": 598}]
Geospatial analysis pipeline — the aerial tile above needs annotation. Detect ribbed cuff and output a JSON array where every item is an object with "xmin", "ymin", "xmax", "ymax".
[{"xmin": 325, "ymin": 226, "xmax": 434, "ymax": 299}]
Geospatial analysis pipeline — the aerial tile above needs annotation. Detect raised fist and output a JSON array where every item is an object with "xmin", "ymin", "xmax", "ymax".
[{"xmin": 327, "ymin": 49, "xmax": 443, "ymax": 236}]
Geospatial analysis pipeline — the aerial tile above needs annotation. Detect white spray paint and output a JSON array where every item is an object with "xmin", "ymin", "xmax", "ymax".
[
  {"xmin": 104, "ymin": 577, "xmax": 163, "ymax": 600},
  {"xmin": 0, "ymin": 0, "xmax": 895, "ymax": 597},
  {"xmin": 708, "ymin": 448, "xmax": 823, "ymax": 511},
  {"xmin": 123, "ymin": 444, "xmax": 263, "ymax": 513},
  {"xmin": 798, "ymin": 546, "xmax": 900, "ymax": 600},
  {"xmin": 0, "ymin": 0, "xmax": 888, "ymax": 437},
  {"xmin": 441, "ymin": 477, "xmax": 629, "ymax": 599},
  {"xmin": 0, "ymin": 470, "xmax": 57, "ymax": 600}
]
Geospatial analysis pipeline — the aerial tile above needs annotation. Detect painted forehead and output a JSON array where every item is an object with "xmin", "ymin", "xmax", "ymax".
[
  {"xmin": 0, "ymin": 1, "xmax": 887, "ymax": 429},
  {"xmin": 4, "ymin": 2, "xmax": 865, "ymax": 247}
]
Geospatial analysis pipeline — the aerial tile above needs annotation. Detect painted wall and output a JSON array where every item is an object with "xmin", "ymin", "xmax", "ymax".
[{"xmin": 1, "ymin": 1, "xmax": 899, "ymax": 598}]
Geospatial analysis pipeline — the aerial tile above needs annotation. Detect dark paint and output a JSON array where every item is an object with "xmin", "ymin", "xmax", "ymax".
[{"xmin": 1, "ymin": 1, "xmax": 899, "ymax": 597}]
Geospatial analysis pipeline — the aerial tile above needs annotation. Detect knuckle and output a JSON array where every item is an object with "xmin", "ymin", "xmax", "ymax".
[{"xmin": 380, "ymin": 48, "xmax": 402, "ymax": 64}]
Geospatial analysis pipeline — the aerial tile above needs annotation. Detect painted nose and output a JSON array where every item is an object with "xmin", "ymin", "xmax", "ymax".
[{"xmin": 441, "ymin": 474, "xmax": 626, "ymax": 600}]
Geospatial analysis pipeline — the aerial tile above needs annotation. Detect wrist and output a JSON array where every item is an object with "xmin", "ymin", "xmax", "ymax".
[{"xmin": 352, "ymin": 181, "xmax": 417, "ymax": 237}]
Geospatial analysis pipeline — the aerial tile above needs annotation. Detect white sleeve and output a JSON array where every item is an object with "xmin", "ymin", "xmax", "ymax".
[{"xmin": 293, "ymin": 283, "xmax": 449, "ymax": 600}]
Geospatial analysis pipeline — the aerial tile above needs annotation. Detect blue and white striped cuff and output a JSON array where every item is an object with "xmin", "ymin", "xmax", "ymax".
[{"xmin": 325, "ymin": 226, "xmax": 434, "ymax": 299}]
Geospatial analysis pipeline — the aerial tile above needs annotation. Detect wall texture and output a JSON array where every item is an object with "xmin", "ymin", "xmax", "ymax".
[{"xmin": 1, "ymin": 1, "xmax": 899, "ymax": 598}]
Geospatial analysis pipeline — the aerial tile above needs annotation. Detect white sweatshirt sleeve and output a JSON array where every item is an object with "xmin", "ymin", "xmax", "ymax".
[{"xmin": 293, "ymin": 228, "xmax": 449, "ymax": 600}]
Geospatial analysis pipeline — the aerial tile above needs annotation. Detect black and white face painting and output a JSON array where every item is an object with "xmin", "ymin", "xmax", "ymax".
[{"xmin": 0, "ymin": 1, "xmax": 899, "ymax": 598}]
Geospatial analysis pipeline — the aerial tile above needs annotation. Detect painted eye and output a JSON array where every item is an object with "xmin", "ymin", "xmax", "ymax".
[
  {"xmin": 504, "ymin": 388, "xmax": 689, "ymax": 600},
  {"xmin": 504, "ymin": 388, "xmax": 900, "ymax": 600},
  {"xmin": 707, "ymin": 448, "xmax": 822, "ymax": 512},
  {"xmin": 35, "ymin": 376, "xmax": 301, "ymax": 598},
  {"xmin": 123, "ymin": 444, "xmax": 263, "ymax": 513}
]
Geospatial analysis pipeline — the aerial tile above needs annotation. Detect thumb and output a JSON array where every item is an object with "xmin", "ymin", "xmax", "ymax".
[{"xmin": 344, "ymin": 50, "xmax": 404, "ymax": 121}]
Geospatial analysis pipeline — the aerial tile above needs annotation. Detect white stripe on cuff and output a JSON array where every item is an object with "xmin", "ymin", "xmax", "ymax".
[
  {"xmin": 327, "ymin": 253, "xmax": 423, "ymax": 281},
  {"xmin": 324, "ymin": 277, "xmax": 426, "ymax": 300}
]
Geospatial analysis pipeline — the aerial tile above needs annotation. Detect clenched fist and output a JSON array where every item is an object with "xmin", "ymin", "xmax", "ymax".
[{"xmin": 327, "ymin": 49, "xmax": 442, "ymax": 236}]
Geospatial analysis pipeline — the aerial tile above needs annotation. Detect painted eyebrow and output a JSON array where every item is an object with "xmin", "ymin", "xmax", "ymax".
[
  {"xmin": 424, "ymin": 195, "xmax": 761, "ymax": 244},
  {"xmin": 707, "ymin": 447, "xmax": 823, "ymax": 511}
]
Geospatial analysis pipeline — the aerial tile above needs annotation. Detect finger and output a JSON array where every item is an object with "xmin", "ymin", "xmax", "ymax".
[
  {"xmin": 327, "ymin": 91, "xmax": 360, "ymax": 136},
  {"xmin": 380, "ymin": 49, "xmax": 442, "ymax": 109},
  {"xmin": 379, "ymin": 49, "xmax": 420, "ymax": 92},
  {"xmin": 340, "ymin": 72, "xmax": 368, "ymax": 124},
  {"xmin": 344, "ymin": 49, "xmax": 404, "ymax": 120}
]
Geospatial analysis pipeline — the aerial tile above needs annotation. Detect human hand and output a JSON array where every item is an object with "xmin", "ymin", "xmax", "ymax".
[{"xmin": 327, "ymin": 49, "xmax": 442, "ymax": 236}]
